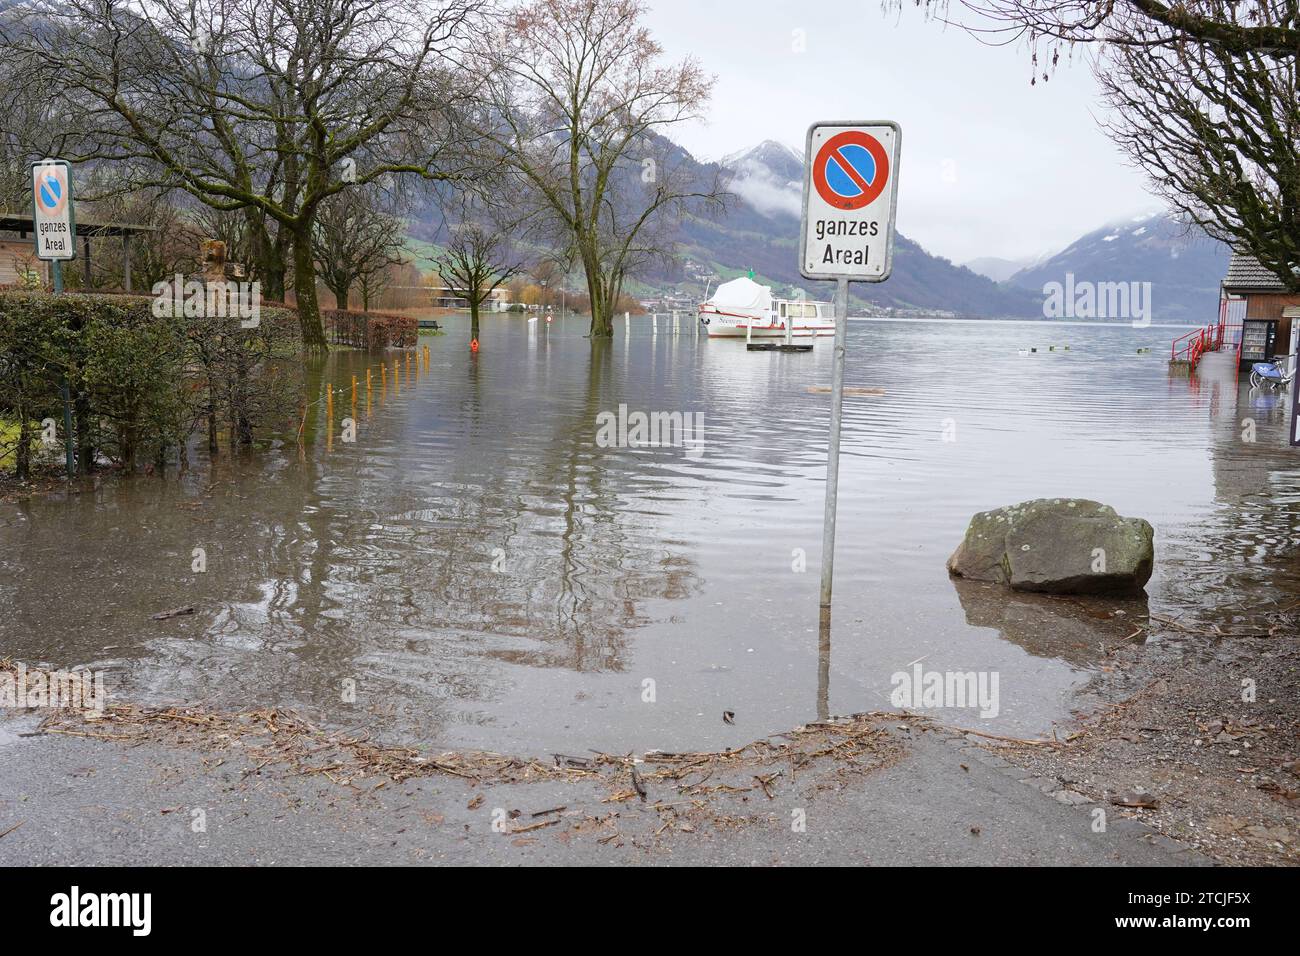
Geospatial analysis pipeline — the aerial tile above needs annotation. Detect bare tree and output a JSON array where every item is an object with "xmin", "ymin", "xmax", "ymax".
[
  {"xmin": 355, "ymin": 260, "xmax": 397, "ymax": 312},
  {"xmin": 433, "ymin": 208, "xmax": 526, "ymax": 344},
  {"xmin": 898, "ymin": 0, "xmax": 1300, "ymax": 284},
  {"xmin": 1097, "ymin": 25, "xmax": 1300, "ymax": 288},
  {"xmin": 473, "ymin": 0, "xmax": 725, "ymax": 337},
  {"xmin": 312, "ymin": 188, "xmax": 406, "ymax": 311},
  {"xmin": 0, "ymin": 0, "xmax": 482, "ymax": 348},
  {"xmin": 903, "ymin": 1, "xmax": 1300, "ymax": 63}
]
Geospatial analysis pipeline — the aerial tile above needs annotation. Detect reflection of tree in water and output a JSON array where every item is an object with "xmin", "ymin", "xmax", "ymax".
[
  {"xmin": 548, "ymin": 341, "xmax": 698, "ymax": 665},
  {"xmin": 234, "ymin": 343, "xmax": 698, "ymax": 705},
  {"xmin": 0, "ymin": 343, "xmax": 699, "ymax": 741},
  {"xmin": 386, "ymin": 340, "xmax": 699, "ymax": 670}
]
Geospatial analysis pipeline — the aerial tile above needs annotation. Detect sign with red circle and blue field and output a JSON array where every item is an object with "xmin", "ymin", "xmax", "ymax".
[
  {"xmin": 30, "ymin": 159, "xmax": 76, "ymax": 261},
  {"xmin": 812, "ymin": 130, "xmax": 890, "ymax": 211},
  {"xmin": 800, "ymin": 122, "xmax": 900, "ymax": 283}
]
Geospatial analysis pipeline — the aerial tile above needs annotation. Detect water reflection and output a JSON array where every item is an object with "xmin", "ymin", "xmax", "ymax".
[
  {"xmin": 1, "ymin": 318, "xmax": 1297, "ymax": 750},
  {"xmin": 950, "ymin": 579, "xmax": 1147, "ymax": 667}
]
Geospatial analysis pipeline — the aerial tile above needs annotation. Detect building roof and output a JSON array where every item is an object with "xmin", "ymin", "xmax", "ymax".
[
  {"xmin": 0, "ymin": 213, "xmax": 155, "ymax": 239},
  {"xmin": 1223, "ymin": 250, "xmax": 1291, "ymax": 293}
]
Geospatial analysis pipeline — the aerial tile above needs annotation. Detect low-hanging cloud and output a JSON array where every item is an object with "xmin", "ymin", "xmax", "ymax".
[{"xmin": 728, "ymin": 160, "xmax": 802, "ymax": 219}]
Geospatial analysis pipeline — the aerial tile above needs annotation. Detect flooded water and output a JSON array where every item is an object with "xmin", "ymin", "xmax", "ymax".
[{"xmin": 3, "ymin": 316, "xmax": 1298, "ymax": 752}]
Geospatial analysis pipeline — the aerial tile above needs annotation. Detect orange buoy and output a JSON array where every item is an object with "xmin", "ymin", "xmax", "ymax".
[{"xmin": 470, "ymin": 338, "xmax": 479, "ymax": 353}]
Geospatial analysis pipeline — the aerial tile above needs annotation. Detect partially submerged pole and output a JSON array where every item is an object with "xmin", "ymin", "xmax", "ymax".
[{"xmin": 818, "ymin": 278, "xmax": 849, "ymax": 609}]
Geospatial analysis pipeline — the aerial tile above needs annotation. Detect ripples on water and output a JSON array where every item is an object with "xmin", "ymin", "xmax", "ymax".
[{"xmin": 2, "ymin": 315, "xmax": 1297, "ymax": 749}]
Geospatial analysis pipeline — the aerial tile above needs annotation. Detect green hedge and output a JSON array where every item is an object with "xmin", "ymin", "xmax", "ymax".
[{"xmin": 0, "ymin": 291, "xmax": 301, "ymax": 478}]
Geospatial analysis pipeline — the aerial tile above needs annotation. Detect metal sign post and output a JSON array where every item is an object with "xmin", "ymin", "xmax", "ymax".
[
  {"xmin": 799, "ymin": 121, "xmax": 901, "ymax": 609},
  {"xmin": 818, "ymin": 277, "xmax": 850, "ymax": 607},
  {"xmin": 32, "ymin": 159, "xmax": 77, "ymax": 477}
]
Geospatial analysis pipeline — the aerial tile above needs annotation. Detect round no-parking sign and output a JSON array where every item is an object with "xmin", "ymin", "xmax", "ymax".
[
  {"xmin": 812, "ymin": 130, "xmax": 891, "ymax": 211},
  {"xmin": 31, "ymin": 159, "xmax": 75, "ymax": 261}
]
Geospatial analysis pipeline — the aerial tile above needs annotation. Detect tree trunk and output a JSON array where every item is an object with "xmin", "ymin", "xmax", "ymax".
[
  {"xmin": 470, "ymin": 299, "xmax": 480, "ymax": 342},
  {"xmin": 584, "ymin": 256, "xmax": 612, "ymax": 338},
  {"xmin": 292, "ymin": 228, "xmax": 328, "ymax": 350},
  {"xmin": 590, "ymin": 288, "xmax": 615, "ymax": 337},
  {"xmin": 15, "ymin": 414, "xmax": 30, "ymax": 481},
  {"xmin": 234, "ymin": 350, "xmax": 253, "ymax": 446},
  {"xmin": 74, "ymin": 393, "xmax": 94, "ymax": 473},
  {"xmin": 597, "ymin": 273, "xmax": 624, "ymax": 338},
  {"xmin": 247, "ymin": 212, "xmax": 287, "ymax": 302},
  {"xmin": 121, "ymin": 421, "xmax": 137, "ymax": 472}
]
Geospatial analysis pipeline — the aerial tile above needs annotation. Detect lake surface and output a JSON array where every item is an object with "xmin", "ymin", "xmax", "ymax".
[{"xmin": 3, "ymin": 315, "xmax": 1298, "ymax": 752}]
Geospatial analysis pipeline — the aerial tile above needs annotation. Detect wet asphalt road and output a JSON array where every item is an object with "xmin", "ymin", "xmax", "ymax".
[{"xmin": 0, "ymin": 711, "xmax": 1204, "ymax": 866}]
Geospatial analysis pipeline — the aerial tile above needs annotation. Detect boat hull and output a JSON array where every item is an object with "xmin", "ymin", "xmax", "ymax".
[{"xmin": 698, "ymin": 308, "xmax": 834, "ymax": 339}]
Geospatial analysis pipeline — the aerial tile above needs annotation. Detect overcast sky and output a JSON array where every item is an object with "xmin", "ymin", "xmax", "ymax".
[{"xmin": 642, "ymin": 0, "xmax": 1163, "ymax": 265}]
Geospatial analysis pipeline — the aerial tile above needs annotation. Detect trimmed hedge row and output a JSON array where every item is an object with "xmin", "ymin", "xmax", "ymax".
[
  {"xmin": 0, "ymin": 291, "xmax": 301, "ymax": 478},
  {"xmin": 324, "ymin": 309, "xmax": 418, "ymax": 350}
]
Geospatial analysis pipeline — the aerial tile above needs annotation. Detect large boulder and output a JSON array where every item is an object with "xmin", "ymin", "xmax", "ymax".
[{"xmin": 947, "ymin": 498, "xmax": 1154, "ymax": 595}]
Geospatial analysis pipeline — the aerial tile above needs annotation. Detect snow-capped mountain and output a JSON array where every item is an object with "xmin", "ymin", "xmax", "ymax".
[
  {"xmin": 719, "ymin": 140, "xmax": 804, "ymax": 219},
  {"xmin": 1007, "ymin": 212, "xmax": 1230, "ymax": 323}
]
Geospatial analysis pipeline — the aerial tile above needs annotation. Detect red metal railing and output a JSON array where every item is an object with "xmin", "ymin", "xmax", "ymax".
[{"xmin": 1170, "ymin": 319, "xmax": 1226, "ymax": 368}]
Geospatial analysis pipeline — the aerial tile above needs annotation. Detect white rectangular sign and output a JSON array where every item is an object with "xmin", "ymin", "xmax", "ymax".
[
  {"xmin": 31, "ymin": 159, "xmax": 75, "ymax": 261},
  {"xmin": 799, "ymin": 121, "xmax": 900, "ymax": 282}
]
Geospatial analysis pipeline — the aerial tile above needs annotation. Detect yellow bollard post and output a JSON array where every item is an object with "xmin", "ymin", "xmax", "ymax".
[
  {"xmin": 326, "ymin": 386, "xmax": 333, "ymax": 421},
  {"xmin": 380, "ymin": 363, "xmax": 386, "ymax": 388},
  {"xmin": 351, "ymin": 375, "xmax": 358, "ymax": 406},
  {"xmin": 366, "ymin": 367, "xmax": 372, "ymax": 391}
]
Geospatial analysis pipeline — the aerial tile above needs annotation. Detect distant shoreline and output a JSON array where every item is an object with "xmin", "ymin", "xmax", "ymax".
[{"xmin": 846, "ymin": 315, "xmax": 1200, "ymax": 328}]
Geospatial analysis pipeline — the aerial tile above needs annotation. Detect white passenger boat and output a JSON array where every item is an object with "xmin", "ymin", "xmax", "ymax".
[{"xmin": 697, "ymin": 276, "xmax": 834, "ymax": 339}]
